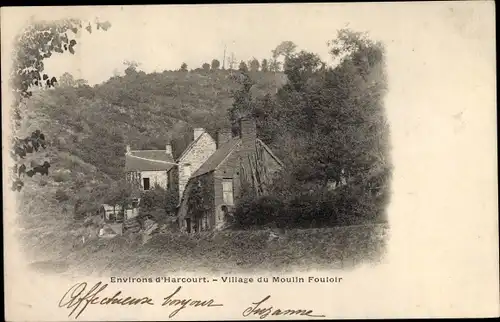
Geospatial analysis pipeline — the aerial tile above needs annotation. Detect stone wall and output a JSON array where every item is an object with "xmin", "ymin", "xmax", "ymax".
[
  {"xmin": 177, "ymin": 132, "xmax": 216, "ymax": 201},
  {"xmin": 138, "ymin": 170, "xmax": 168, "ymax": 190}
]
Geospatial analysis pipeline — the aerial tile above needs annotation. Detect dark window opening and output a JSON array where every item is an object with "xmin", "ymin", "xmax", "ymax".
[{"xmin": 143, "ymin": 178, "xmax": 150, "ymax": 190}]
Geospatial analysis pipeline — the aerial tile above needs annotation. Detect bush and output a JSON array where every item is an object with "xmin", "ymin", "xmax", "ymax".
[
  {"xmin": 55, "ymin": 189, "xmax": 70, "ymax": 203},
  {"xmin": 232, "ymin": 194, "xmax": 284, "ymax": 229},
  {"xmin": 141, "ymin": 185, "xmax": 177, "ymax": 215},
  {"xmin": 52, "ymin": 171, "xmax": 71, "ymax": 183}
]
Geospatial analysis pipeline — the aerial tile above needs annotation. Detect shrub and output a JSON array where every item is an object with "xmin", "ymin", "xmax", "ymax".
[
  {"xmin": 52, "ymin": 171, "xmax": 71, "ymax": 183},
  {"xmin": 232, "ymin": 194, "xmax": 284, "ymax": 229},
  {"xmin": 141, "ymin": 185, "xmax": 177, "ymax": 215},
  {"xmin": 283, "ymin": 190, "xmax": 340, "ymax": 229},
  {"xmin": 55, "ymin": 189, "xmax": 70, "ymax": 203}
]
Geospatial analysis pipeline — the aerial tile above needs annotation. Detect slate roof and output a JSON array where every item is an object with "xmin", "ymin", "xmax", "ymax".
[
  {"xmin": 191, "ymin": 137, "xmax": 241, "ymax": 178},
  {"xmin": 256, "ymin": 139, "xmax": 284, "ymax": 167},
  {"xmin": 190, "ymin": 138, "xmax": 283, "ymax": 178},
  {"xmin": 125, "ymin": 150, "xmax": 176, "ymax": 171}
]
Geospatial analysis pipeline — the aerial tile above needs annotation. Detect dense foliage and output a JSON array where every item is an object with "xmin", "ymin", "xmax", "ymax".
[
  {"xmin": 15, "ymin": 26, "xmax": 390, "ymax": 231},
  {"xmin": 230, "ymin": 29, "xmax": 391, "ymax": 229},
  {"xmin": 9, "ymin": 18, "xmax": 110, "ymax": 191}
]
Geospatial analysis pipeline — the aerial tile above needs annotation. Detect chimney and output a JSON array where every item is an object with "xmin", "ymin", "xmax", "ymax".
[
  {"xmin": 165, "ymin": 144, "xmax": 172, "ymax": 156},
  {"xmin": 126, "ymin": 145, "xmax": 131, "ymax": 154},
  {"xmin": 193, "ymin": 128, "xmax": 204, "ymax": 140},
  {"xmin": 239, "ymin": 116, "xmax": 256, "ymax": 153},
  {"xmin": 216, "ymin": 129, "xmax": 232, "ymax": 149}
]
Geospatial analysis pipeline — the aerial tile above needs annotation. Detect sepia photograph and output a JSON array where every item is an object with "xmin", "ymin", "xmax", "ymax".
[
  {"xmin": 6, "ymin": 6, "xmax": 390, "ymax": 276},
  {"xmin": 2, "ymin": 2, "xmax": 498, "ymax": 321}
]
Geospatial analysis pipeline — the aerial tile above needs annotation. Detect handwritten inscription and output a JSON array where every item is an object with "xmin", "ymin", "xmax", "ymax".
[
  {"xmin": 59, "ymin": 282, "xmax": 154, "ymax": 319},
  {"xmin": 162, "ymin": 286, "xmax": 223, "ymax": 318},
  {"xmin": 58, "ymin": 282, "xmax": 222, "ymax": 319},
  {"xmin": 243, "ymin": 295, "xmax": 325, "ymax": 319},
  {"xmin": 59, "ymin": 281, "xmax": 325, "ymax": 320}
]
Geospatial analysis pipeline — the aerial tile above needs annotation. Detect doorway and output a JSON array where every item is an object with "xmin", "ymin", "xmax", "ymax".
[{"xmin": 143, "ymin": 178, "xmax": 150, "ymax": 190}]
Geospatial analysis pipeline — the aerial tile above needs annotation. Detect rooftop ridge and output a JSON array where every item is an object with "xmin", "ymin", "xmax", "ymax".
[{"xmin": 127, "ymin": 153, "xmax": 178, "ymax": 165}]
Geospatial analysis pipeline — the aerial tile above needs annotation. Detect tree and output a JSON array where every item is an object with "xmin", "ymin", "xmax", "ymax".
[
  {"xmin": 249, "ymin": 58, "xmax": 260, "ymax": 72},
  {"xmin": 261, "ymin": 59, "xmax": 269, "ymax": 72},
  {"xmin": 58, "ymin": 72, "xmax": 88, "ymax": 87},
  {"xmin": 226, "ymin": 52, "xmax": 237, "ymax": 70},
  {"xmin": 255, "ymin": 29, "xmax": 390, "ymax": 228},
  {"xmin": 9, "ymin": 18, "xmax": 110, "ymax": 191},
  {"xmin": 141, "ymin": 185, "xmax": 178, "ymax": 217},
  {"xmin": 202, "ymin": 62, "xmax": 210, "ymax": 71},
  {"xmin": 58, "ymin": 72, "xmax": 76, "ymax": 87},
  {"xmin": 180, "ymin": 62, "xmax": 188, "ymax": 71},
  {"xmin": 105, "ymin": 179, "xmax": 135, "ymax": 207},
  {"xmin": 272, "ymin": 41, "xmax": 297, "ymax": 61},
  {"xmin": 268, "ymin": 58, "xmax": 281, "ymax": 72},
  {"xmin": 283, "ymin": 51, "xmax": 323, "ymax": 92},
  {"xmin": 74, "ymin": 78, "xmax": 88, "ymax": 87},
  {"xmin": 124, "ymin": 60, "xmax": 140, "ymax": 75},
  {"xmin": 211, "ymin": 59, "xmax": 220, "ymax": 70},
  {"xmin": 238, "ymin": 61, "xmax": 248, "ymax": 72},
  {"xmin": 228, "ymin": 70, "xmax": 255, "ymax": 135}
]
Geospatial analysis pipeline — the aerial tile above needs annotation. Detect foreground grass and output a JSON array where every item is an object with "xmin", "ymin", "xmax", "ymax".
[
  {"xmin": 75, "ymin": 224, "xmax": 389, "ymax": 276},
  {"xmin": 24, "ymin": 223, "xmax": 389, "ymax": 276},
  {"xmin": 16, "ymin": 185, "xmax": 389, "ymax": 276}
]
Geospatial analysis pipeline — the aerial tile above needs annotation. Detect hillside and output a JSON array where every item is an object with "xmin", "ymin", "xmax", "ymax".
[
  {"xmin": 14, "ymin": 30, "xmax": 391, "ymax": 275},
  {"xmin": 24, "ymin": 69, "xmax": 287, "ymax": 181}
]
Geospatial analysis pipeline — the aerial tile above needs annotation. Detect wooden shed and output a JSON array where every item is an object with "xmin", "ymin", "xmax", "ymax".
[{"xmin": 99, "ymin": 204, "xmax": 125, "ymax": 223}]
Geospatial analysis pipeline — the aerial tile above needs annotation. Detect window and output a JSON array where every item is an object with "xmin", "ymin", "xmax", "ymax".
[
  {"xmin": 222, "ymin": 179, "xmax": 234, "ymax": 205},
  {"xmin": 203, "ymin": 214, "xmax": 209, "ymax": 230},
  {"xmin": 183, "ymin": 164, "xmax": 192, "ymax": 177},
  {"xmin": 143, "ymin": 178, "xmax": 150, "ymax": 190}
]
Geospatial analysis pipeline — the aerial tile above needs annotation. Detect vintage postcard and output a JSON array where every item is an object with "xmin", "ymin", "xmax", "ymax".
[{"xmin": 2, "ymin": 2, "xmax": 498, "ymax": 321}]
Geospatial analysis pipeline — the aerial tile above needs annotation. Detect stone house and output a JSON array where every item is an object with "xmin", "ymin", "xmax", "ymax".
[
  {"xmin": 124, "ymin": 118, "xmax": 283, "ymax": 233},
  {"xmin": 166, "ymin": 128, "xmax": 217, "ymax": 204},
  {"xmin": 125, "ymin": 145, "xmax": 176, "ymax": 191},
  {"xmin": 125, "ymin": 127, "xmax": 217, "ymax": 204},
  {"xmin": 177, "ymin": 117, "xmax": 283, "ymax": 233}
]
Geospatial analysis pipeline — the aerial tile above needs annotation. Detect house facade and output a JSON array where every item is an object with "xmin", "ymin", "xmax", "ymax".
[
  {"xmin": 125, "ymin": 128, "xmax": 217, "ymax": 203},
  {"xmin": 169, "ymin": 128, "xmax": 217, "ymax": 203},
  {"xmin": 124, "ymin": 118, "xmax": 283, "ymax": 234},
  {"xmin": 125, "ymin": 145, "xmax": 176, "ymax": 191},
  {"xmin": 177, "ymin": 117, "xmax": 283, "ymax": 233}
]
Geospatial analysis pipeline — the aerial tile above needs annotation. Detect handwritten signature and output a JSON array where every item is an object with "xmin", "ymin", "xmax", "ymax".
[
  {"xmin": 59, "ymin": 282, "xmax": 323, "ymax": 319},
  {"xmin": 243, "ymin": 295, "xmax": 325, "ymax": 319},
  {"xmin": 58, "ymin": 282, "xmax": 222, "ymax": 319}
]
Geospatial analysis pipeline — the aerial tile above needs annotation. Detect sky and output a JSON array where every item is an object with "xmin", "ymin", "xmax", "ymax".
[
  {"xmin": 39, "ymin": 4, "xmax": 358, "ymax": 84},
  {"xmin": 3, "ymin": 3, "xmax": 471, "ymax": 86},
  {"xmin": 3, "ymin": 3, "xmax": 494, "ymax": 87}
]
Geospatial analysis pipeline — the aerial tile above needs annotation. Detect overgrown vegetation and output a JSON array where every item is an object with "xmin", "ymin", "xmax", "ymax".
[
  {"xmin": 9, "ymin": 18, "xmax": 110, "ymax": 191},
  {"xmin": 12, "ymin": 22, "xmax": 390, "ymax": 273},
  {"xmin": 140, "ymin": 185, "xmax": 178, "ymax": 224},
  {"xmin": 230, "ymin": 30, "xmax": 391, "ymax": 230}
]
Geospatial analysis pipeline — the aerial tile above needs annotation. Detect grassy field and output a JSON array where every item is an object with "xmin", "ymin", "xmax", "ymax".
[
  {"xmin": 77, "ymin": 224, "xmax": 388, "ymax": 275},
  {"xmin": 16, "ymin": 180, "xmax": 389, "ymax": 276},
  {"xmin": 26, "ymin": 225, "xmax": 389, "ymax": 276}
]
